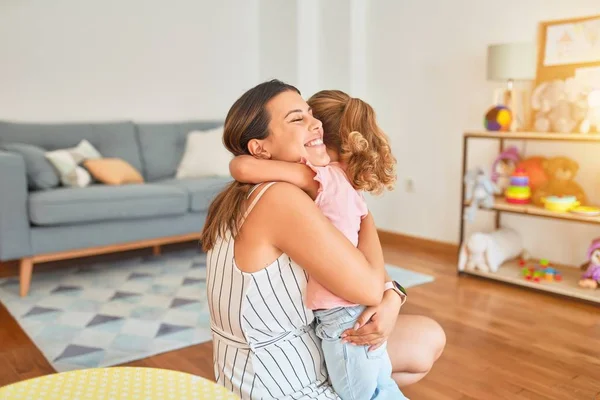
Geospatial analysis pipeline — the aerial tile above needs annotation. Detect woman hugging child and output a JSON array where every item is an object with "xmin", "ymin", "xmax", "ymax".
[{"xmin": 229, "ymin": 89, "xmax": 408, "ymax": 400}]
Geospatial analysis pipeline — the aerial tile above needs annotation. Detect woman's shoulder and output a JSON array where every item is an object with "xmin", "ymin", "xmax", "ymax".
[
  {"xmin": 245, "ymin": 182, "xmax": 318, "ymax": 217},
  {"xmin": 248, "ymin": 181, "xmax": 309, "ymax": 202}
]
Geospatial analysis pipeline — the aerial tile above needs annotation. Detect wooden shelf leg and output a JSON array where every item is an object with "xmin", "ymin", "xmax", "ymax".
[
  {"xmin": 19, "ymin": 258, "xmax": 33, "ymax": 297},
  {"xmin": 152, "ymin": 245, "xmax": 161, "ymax": 256}
]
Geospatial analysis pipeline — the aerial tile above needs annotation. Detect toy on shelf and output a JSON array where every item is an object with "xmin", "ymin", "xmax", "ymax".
[
  {"xmin": 570, "ymin": 205, "xmax": 600, "ymax": 216},
  {"xmin": 579, "ymin": 238, "xmax": 600, "ymax": 289},
  {"xmin": 491, "ymin": 146, "xmax": 520, "ymax": 193},
  {"xmin": 521, "ymin": 258, "xmax": 563, "ymax": 283},
  {"xmin": 531, "ymin": 156, "xmax": 588, "ymax": 207},
  {"xmin": 463, "ymin": 167, "xmax": 498, "ymax": 222},
  {"xmin": 531, "ymin": 77, "xmax": 591, "ymax": 133},
  {"xmin": 541, "ymin": 195, "xmax": 580, "ymax": 213},
  {"xmin": 484, "ymin": 105, "xmax": 512, "ymax": 131},
  {"xmin": 458, "ymin": 228, "xmax": 524, "ymax": 273},
  {"xmin": 515, "ymin": 156, "xmax": 548, "ymax": 192},
  {"xmin": 504, "ymin": 168, "xmax": 531, "ymax": 204}
]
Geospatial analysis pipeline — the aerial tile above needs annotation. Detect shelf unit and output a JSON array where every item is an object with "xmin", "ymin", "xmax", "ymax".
[{"xmin": 459, "ymin": 130, "xmax": 600, "ymax": 305}]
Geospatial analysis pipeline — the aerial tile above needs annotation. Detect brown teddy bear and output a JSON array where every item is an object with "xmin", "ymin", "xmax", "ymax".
[{"xmin": 531, "ymin": 156, "xmax": 587, "ymax": 207}]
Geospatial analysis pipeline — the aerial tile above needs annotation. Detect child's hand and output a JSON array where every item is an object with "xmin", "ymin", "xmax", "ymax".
[{"xmin": 340, "ymin": 290, "xmax": 403, "ymax": 351}]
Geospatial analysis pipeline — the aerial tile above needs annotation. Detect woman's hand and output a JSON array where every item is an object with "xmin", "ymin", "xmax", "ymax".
[{"xmin": 341, "ymin": 290, "xmax": 403, "ymax": 351}]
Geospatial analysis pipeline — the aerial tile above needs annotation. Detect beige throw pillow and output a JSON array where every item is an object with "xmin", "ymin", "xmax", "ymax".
[
  {"xmin": 84, "ymin": 158, "xmax": 144, "ymax": 185},
  {"xmin": 45, "ymin": 140, "xmax": 102, "ymax": 188}
]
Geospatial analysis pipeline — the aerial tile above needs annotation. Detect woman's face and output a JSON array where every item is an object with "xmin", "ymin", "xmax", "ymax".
[{"xmin": 259, "ymin": 90, "xmax": 330, "ymax": 166}]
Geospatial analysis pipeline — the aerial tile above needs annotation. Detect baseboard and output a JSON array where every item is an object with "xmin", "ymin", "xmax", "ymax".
[{"xmin": 377, "ymin": 229, "xmax": 458, "ymax": 255}]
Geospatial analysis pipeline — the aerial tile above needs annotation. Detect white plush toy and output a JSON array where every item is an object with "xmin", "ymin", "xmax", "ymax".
[{"xmin": 458, "ymin": 228, "xmax": 525, "ymax": 273}]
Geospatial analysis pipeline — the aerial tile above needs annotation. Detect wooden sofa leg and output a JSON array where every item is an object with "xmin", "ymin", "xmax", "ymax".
[
  {"xmin": 152, "ymin": 245, "xmax": 161, "ymax": 256},
  {"xmin": 19, "ymin": 258, "xmax": 33, "ymax": 297}
]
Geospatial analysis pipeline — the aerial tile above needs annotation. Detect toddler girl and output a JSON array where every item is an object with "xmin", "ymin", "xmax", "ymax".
[{"xmin": 229, "ymin": 89, "xmax": 407, "ymax": 400}]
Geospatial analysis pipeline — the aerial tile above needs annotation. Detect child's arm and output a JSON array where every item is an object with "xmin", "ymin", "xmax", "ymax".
[{"xmin": 230, "ymin": 155, "xmax": 320, "ymax": 199}]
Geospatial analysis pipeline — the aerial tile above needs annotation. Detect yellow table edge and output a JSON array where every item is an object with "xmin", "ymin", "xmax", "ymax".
[{"xmin": 0, "ymin": 366, "xmax": 240, "ymax": 400}]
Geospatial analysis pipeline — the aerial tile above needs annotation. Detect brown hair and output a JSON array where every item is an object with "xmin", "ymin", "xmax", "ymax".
[
  {"xmin": 307, "ymin": 90, "xmax": 396, "ymax": 194},
  {"xmin": 200, "ymin": 79, "xmax": 300, "ymax": 251}
]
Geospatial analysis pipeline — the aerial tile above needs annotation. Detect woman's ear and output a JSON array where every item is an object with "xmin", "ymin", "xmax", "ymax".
[{"xmin": 247, "ymin": 139, "xmax": 272, "ymax": 160}]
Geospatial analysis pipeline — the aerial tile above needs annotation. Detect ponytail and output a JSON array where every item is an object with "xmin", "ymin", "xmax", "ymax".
[{"xmin": 337, "ymin": 98, "xmax": 396, "ymax": 195}]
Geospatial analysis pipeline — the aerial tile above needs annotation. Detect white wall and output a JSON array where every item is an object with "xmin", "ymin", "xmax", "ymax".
[
  {"xmin": 318, "ymin": 0, "xmax": 351, "ymax": 93},
  {"xmin": 258, "ymin": 0, "xmax": 358, "ymax": 98},
  {"xmin": 258, "ymin": 0, "xmax": 297, "ymax": 86},
  {"xmin": 366, "ymin": 1, "xmax": 600, "ymax": 266},
  {"xmin": 0, "ymin": 0, "xmax": 260, "ymax": 122}
]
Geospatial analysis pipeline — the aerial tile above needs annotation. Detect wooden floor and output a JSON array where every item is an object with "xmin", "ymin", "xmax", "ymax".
[{"xmin": 1, "ymin": 238, "xmax": 599, "ymax": 399}]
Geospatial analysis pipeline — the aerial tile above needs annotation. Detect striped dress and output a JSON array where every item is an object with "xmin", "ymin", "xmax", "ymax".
[{"xmin": 207, "ymin": 183, "xmax": 340, "ymax": 399}]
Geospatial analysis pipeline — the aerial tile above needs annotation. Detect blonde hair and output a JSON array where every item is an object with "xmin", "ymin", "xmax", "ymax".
[{"xmin": 307, "ymin": 90, "xmax": 396, "ymax": 195}]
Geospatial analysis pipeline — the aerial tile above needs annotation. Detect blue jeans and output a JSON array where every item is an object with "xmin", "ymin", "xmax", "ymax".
[{"xmin": 314, "ymin": 305, "xmax": 408, "ymax": 400}]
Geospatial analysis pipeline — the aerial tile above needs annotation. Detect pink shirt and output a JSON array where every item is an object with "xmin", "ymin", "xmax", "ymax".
[{"xmin": 303, "ymin": 161, "xmax": 368, "ymax": 310}]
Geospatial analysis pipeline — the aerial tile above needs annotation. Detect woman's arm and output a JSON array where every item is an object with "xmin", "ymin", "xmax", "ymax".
[
  {"xmin": 357, "ymin": 213, "xmax": 406, "ymax": 298},
  {"xmin": 256, "ymin": 183, "xmax": 385, "ymax": 306},
  {"xmin": 230, "ymin": 155, "xmax": 320, "ymax": 199},
  {"xmin": 356, "ymin": 212, "xmax": 385, "ymax": 274}
]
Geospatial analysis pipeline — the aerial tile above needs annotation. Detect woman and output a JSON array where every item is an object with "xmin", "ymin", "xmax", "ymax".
[{"xmin": 200, "ymin": 79, "xmax": 445, "ymax": 399}]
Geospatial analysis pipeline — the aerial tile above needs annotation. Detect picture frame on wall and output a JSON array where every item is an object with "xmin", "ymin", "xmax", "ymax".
[{"xmin": 530, "ymin": 14, "xmax": 600, "ymax": 134}]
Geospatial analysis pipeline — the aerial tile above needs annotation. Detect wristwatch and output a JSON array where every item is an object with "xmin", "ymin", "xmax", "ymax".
[{"xmin": 384, "ymin": 281, "xmax": 407, "ymax": 304}]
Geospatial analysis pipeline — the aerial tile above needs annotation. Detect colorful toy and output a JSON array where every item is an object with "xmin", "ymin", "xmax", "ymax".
[
  {"xmin": 515, "ymin": 156, "xmax": 548, "ymax": 193},
  {"xmin": 463, "ymin": 167, "xmax": 498, "ymax": 222},
  {"xmin": 531, "ymin": 156, "xmax": 588, "ymax": 207},
  {"xmin": 521, "ymin": 259, "xmax": 562, "ymax": 283},
  {"xmin": 570, "ymin": 206, "xmax": 600, "ymax": 216},
  {"xmin": 579, "ymin": 238, "xmax": 600, "ymax": 289},
  {"xmin": 541, "ymin": 195, "xmax": 580, "ymax": 213},
  {"xmin": 484, "ymin": 105, "xmax": 512, "ymax": 131},
  {"xmin": 504, "ymin": 168, "xmax": 531, "ymax": 204},
  {"xmin": 491, "ymin": 146, "xmax": 520, "ymax": 193}
]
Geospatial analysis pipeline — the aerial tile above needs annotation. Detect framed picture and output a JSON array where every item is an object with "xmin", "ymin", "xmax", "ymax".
[
  {"xmin": 535, "ymin": 14, "xmax": 600, "ymax": 86},
  {"xmin": 529, "ymin": 14, "xmax": 600, "ymax": 133}
]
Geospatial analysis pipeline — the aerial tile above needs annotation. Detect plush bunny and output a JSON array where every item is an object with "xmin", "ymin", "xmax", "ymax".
[
  {"xmin": 463, "ymin": 167, "xmax": 498, "ymax": 222},
  {"xmin": 458, "ymin": 228, "xmax": 524, "ymax": 273}
]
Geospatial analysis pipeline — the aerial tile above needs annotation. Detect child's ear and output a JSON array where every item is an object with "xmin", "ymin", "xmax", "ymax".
[{"xmin": 247, "ymin": 139, "xmax": 272, "ymax": 160}]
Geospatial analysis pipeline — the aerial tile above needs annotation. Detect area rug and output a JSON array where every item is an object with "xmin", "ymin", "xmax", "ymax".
[
  {"xmin": 0, "ymin": 249, "xmax": 211, "ymax": 372},
  {"xmin": 0, "ymin": 250, "xmax": 434, "ymax": 373},
  {"xmin": 385, "ymin": 264, "xmax": 435, "ymax": 288}
]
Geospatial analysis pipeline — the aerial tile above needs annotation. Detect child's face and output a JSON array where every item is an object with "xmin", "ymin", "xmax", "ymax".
[
  {"xmin": 496, "ymin": 160, "xmax": 515, "ymax": 176},
  {"xmin": 591, "ymin": 249, "xmax": 600, "ymax": 265}
]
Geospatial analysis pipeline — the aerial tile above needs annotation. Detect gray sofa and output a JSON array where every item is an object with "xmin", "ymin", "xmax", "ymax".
[{"xmin": 0, "ymin": 120, "xmax": 231, "ymax": 296}]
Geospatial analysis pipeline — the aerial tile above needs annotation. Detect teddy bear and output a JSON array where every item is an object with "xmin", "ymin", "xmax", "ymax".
[
  {"xmin": 531, "ymin": 156, "xmax": 587, "ymax": 207},
  {"xmin": 531, "ymin": 77, "xmax": 591, "ymax": 133}
]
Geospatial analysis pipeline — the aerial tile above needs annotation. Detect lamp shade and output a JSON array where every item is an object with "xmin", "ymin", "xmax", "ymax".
[{"xmin": 487, "ymin": 42, "xmax": 536, "ymax": 81}]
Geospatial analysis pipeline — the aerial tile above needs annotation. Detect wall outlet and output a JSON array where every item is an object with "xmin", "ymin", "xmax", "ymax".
[{"xmin": 405, "ymin": 178, "xmax": 415, "ymax": 192}]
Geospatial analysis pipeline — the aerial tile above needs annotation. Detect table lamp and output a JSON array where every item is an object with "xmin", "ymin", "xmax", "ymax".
[{"xmin": 487, "ymin": 42, "xmax": 536, "ymax": 131}]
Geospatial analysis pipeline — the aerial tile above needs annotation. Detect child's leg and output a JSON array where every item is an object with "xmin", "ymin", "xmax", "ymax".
[
  {"xmin": 370, "ymin": 343, "xmax": 409, "ymax": 399},
  {"xmin": 314, "ymin": 306, "xmax": 408, "ymax": 400}
]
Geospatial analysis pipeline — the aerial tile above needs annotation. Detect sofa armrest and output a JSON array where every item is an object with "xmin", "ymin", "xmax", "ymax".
[{"xmin": 0, "ymin": 150, "xmax": 32, "ymax": 261}]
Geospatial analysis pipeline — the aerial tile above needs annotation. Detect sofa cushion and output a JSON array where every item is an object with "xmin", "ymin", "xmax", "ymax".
[
  {"xmin": 0, "ymin": 143, "xmax": 59, "ymax": 190},
  {"xmin": 0, "ymin": 121, "xmax": 143, "ymax": 175},
  {"xmin": 157, "ymin": 177, "xmax": 231, "ymax": 213},
  {"xmin": 136, "ymin": 121, "xmax": 223, "ymax": 182},
  {"xmin": 28, "ymin": 184, "xmax": 188, "ymax": 226}
]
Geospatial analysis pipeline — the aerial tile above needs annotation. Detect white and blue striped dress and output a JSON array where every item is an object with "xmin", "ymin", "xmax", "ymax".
[{"xmin": 207, "ymin": 183, "xmax": 340, "ymax": 399}]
